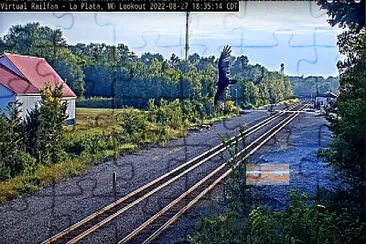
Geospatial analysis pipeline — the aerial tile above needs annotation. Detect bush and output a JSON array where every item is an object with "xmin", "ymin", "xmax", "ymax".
[
  {"xmin": 224, "ymin": 100, "xmax": 240, "ymax": 115},
  {"xmin": 0, "ymin": 84, "xmax": 69, "ymax": 180},
  {"xmin": 148, "ymin": 98, "xmax": 184, "ymax": 128},
  {"xmin": 190, "ymin": 191, "xmax": 365, "ymax": 244},
  {"xmin": 22, "ymin": 83, "xmax": 68, "ymax": 165},
  {"xmin": 249, "ymin": 191, "xmax": 365, "ymax": 244},
  {"xmin": 0, "ymin": 102, "xmax": 35, "ymax": 180},
  {"xmin": 119, "ymin": 108, "xmax": 148, "ymax": 138}
]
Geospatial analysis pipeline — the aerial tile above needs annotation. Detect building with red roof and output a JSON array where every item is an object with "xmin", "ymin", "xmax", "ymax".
[{"xmin": 0, "ymin": 53, "xmax": 76, "ymax": 124}]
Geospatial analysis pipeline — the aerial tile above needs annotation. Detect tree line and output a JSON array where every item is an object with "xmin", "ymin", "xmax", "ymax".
[
  {"xmin": 288, "ymin": 76, "xmax": 339, "ymax": 97},
  {"xmin": 0, "ymin": 23, "xmax": 294, "ymax": 109}
]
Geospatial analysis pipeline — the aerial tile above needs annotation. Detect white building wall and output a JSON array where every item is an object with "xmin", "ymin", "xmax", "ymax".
[
  {"xmin": 0, "ymin": 84, "xmax": 16, "ymax": 113},
  {"xmin": 16, "ymin": 95, "xmax": 75, "ymax": 124},
  {"xmin": 62, "ymin": 98, "xmax": 76, "ymax": 120},
  {"xmin": 16, "ymin": 95, "xmax": 42, "ymax": 118}
]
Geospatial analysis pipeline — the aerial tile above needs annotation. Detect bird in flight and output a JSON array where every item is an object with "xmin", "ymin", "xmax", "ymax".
[{"xmin": 214, "ymin": 45, "xmax": 237, "ymax": 110}]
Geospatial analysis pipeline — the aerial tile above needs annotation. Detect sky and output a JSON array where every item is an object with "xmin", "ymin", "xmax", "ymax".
[{"xmin": 0, "ymin": 1, "xmax": 343, "ymax": 76}]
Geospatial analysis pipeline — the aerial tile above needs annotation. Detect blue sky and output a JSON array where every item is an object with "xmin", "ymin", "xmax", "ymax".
[{"xmin": 0, "ymin": 1, "xmax": 343, "ymax": 76}]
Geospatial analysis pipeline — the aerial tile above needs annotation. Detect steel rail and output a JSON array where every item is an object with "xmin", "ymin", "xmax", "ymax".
[
  {"xmin": 42, "ymin": 102, "xmax": 303, "ymax": 244},
  {"xmin": 119, "ymin": 104, "xmax": 307, "ymax": 243}
]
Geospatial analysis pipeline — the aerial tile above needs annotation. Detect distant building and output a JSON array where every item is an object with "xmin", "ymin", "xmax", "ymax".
[
  {"xmin": 315, "ymin": 92, "xmax": 338, "ymax": 108},
  {"xmin": 0, "ymin": 53, "xmax": 76, "ymax": 125}
]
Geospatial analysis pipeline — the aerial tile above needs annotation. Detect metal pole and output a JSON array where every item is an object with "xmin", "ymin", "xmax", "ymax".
[
  {"xmin": 235, "ymin": 88, "xmax": 238, "ymax": 106},
  {"xmin": 185, "ymin": 12, "xmax": 190, "ymax": 62},
  {"xmin": 113, "ymin": 172, "xmax": 117, "ymax": 202}
]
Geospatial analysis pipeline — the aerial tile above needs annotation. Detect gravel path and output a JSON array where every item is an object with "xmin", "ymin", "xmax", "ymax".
[
  {"xmin": 0, "ymin": 110, "xmax": 271, "ymax": 244},
  {"xmin": 155, "ymin": 111, "xmax": 344, "ymax": 243}
]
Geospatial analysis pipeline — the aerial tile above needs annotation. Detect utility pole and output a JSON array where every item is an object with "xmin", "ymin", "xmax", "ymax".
[
  {"xmin": 235, "ymin": 88, "xmax": 238, "ymax": 106},
  {"xmin": 185, "ymin": 12, "xmax": 190, "ymax": 62}
]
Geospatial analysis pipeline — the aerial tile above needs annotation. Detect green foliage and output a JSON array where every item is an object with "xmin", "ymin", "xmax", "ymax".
[
  {"xmin": 318, "ymin": 0, "xmax": 365, "ymax": 32},
  {"xmin": 224, "ymin": 100, "xmax": 240, "ymax": 115},
  {"xmin": 119, "ymin": 108, "xmax": 149, "ymax": 143},
  {"xmin": 0, "ymin": 22, "xmax": 295, "ymax": 109},
  {"xmin": 0, "ymin": 102, "xmax": 35, "ymax": 180},
  {"xmin": 288, "ymin": 75, "xmax": 339, "ymax": 97},
  {"xmin": 191, "ymin": 191, "xmax": 365, "ymax": 244},
  {"xmin": 190, "ymin": 214, "xmax": 244, "ymax": 244},
  {"xmin": 316, "ymin": 1, "xmax": 366, "ymax": 214},
  {"xmin": 191, "ymin": 133, "xmax": 365, "ymax": 244},
  {"xmin": 147, "ymin": 98, "xmax": 188, "ymax": 130},
  {"xmin": 0, "ymin": 84, "xmax": 69, "ymax": 181},
  {"xmin": 53, "ymin": 50, "xmax": 85, "ymax": 97},
  {"xmin": 22, "ymin": 84, "xmax": 68, "ymax": 165},
  {"xmin": 230, "ymin": 69, "xmax": 293, "ymax": 108},
  {"xmin": 1, "ymin": 94, "xmax": 224, "ymax": 199},
  {"xmin": 249, "ymin": 191, "xmax": 365, "ymax": 244}
]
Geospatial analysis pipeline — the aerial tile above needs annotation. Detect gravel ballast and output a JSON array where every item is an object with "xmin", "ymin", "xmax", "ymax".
[
  {"xmin": 156, "ymin": 111, "xmax": 343, "ymax": 243},
  {"xmin": 0, "ymin": 110, "xmax": 271, "ymax": 244}
]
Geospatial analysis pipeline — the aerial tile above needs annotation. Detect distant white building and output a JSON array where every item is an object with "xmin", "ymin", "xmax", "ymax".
[
  {"xmin": 315, "ymin": 92, "xmax": 338, "ymax": 108},
  {"xmin": 0, "ymin": 53, "xmax": 77, "ymax": 125}
]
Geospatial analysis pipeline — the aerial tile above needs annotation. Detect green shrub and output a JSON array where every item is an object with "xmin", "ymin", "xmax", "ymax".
[
  {"xmin": 22, "ymin": 83, "xmax": 68, "ymax": 165},
  {"xmin": 119, "ymin": 108, "xmax": 148, "ymax": 135},
  {"xmin": 224, "ymin": 100, "xmax": 240, "ymax": 115},
  {"xmin": 190, "ymin": 214, "xmax": 244, "ymax": 244},
  {"xmin": 191, "ymin": 191, "xmax": 365, "ymax": 244},
  {"xmin": 0, "ymin": 102, "xmax": 35, "ymax": 180},
  {"xmin": 248, "ymin": 191, "xmax": 365, "ymax": 244}
]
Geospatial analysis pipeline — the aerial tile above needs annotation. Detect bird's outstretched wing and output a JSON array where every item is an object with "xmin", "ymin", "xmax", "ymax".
[
  {"xmin": 218, "ymin": 45, "xmax": 231, "ymax": 80},
  {"xmin": 218, "ymin": 45, "xmax": 237, "ymax": 84}
]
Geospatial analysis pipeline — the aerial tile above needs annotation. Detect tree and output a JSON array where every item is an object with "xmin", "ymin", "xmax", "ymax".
[
  {"xmin": 188, "ymin": 53, "xmax": 200, "ymax": 64},
  {"xmin": 38, "ymin": 27, "xmax": 67, "ymax": 63},
  {"xmin": 0, "ymin": 36, "xmax": 6, "ymax": 53},
  {"xmin": 169, "ymin": 53, "xmax": 179, "ymax": 68},
  {"xmin": 0, "ymin": 102, "xmax": 35, "ymax": 180},
  {"xmin": 22, "ymin": 84, "xmax": 68, "ymax": 165},
  {"xmin": 141, "ymin": 52, "xmax": 164, "ymax": 65},
  {"xmin": 3, "ymin": 23, "xmax": 40, "ymax": 54},
  {"xmin": 317, "ymin": 0, "xmax": 365, "ymax": 220},
  {"xmin": 53, "ymin": 53, "xmax": 85, "ymax": 97},
  {"xmin": 318, "ymin": 0, "xmax": 365, "ymax": 32}
]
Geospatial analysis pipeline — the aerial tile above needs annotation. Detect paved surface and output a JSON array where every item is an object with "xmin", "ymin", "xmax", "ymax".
[{"xmin": 0, "ymin": 110, "xmax": 271, "ymax": 244}]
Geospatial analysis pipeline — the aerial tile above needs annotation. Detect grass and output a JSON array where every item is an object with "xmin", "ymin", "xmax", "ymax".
[
  {"xmin": 0, "ymin": 98, "xmax": 296, "ymax": 204},
  {"xmin": 255, "ymin": 98, "xmax": 299, "ymax": 110},
  {"xmin": 0, "ymin": 108, "xmax": 135, "ymax": 203},
  {"xmin": 0, "ymin": 107, "xmax": 237, "ymax": 204}
]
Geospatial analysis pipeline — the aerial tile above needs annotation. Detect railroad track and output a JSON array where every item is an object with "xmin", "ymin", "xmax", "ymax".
[
  {"xmin": 42, "ymin": 101, "xmax": 307, "ymax": 244},
  {"xmin": 119, "ymin": 102, "xmax": 309, "ymax": 243}
]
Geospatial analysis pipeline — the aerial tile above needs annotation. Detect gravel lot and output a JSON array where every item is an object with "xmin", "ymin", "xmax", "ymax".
[{"xmin": 0, "ymin": 110, "xmax": 272, "ymax": 244}]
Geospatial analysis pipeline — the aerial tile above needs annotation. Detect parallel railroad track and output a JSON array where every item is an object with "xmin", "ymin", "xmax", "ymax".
[
  {"xmin": 42, "ymin": 101, "xmax": 307, "ymax": 244},
  {"xmin": 119, "ymin": 103, "xmax": 309, "ymax": 243}
]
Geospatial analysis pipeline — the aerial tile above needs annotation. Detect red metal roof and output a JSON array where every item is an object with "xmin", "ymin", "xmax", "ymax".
[
  {"xmin": 1, "ymin": 53, "xmax": 76, "ymax": 97},
  {"xmin": 0, "ymin": 65, "xmax": 39, "ymax": 95}
]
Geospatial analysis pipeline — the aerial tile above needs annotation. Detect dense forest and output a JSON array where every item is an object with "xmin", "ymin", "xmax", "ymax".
[
  {"xmin": 0, "ymin": 23, "xmax": 293, "ymax": 109},
  {"xmin": 289, "ymin": 76, "xmax": 339, "ymax": 97}
]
